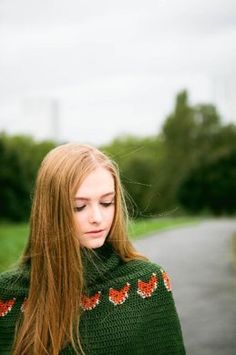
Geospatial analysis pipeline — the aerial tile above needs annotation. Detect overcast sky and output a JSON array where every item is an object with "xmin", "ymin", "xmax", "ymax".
[{"xmin": 0, "ymin": 0, "xmax": 235, "ymax": 146}]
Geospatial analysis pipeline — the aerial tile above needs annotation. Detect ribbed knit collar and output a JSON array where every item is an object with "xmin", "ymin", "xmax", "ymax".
[{"xmin": 81, "ymin": 242, "xmax": 123, "ymax": 289}]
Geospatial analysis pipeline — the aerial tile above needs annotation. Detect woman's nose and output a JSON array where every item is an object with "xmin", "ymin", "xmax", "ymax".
[{"xmin": 89, "ymin": 206, "xmax": 102, "ymax": 224}]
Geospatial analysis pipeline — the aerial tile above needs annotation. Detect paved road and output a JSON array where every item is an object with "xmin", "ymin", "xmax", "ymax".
[{"xmin": 134, "ymin": 219, "xmax": 236, "ymax": 355}]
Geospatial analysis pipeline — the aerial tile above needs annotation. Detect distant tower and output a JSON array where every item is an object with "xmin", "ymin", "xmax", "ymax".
[
  {"xmin": 211, "ymin": 72, "xmax": 236, "ymax": 124},
  {"xmin": 51, "ymin": 99, "xmax": 60, "ymax": 142}
]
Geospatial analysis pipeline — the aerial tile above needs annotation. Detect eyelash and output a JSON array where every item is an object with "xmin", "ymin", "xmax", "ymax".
[{"xmin": 74, "ymin": 202, "xmax": 114, "ymax": 212}]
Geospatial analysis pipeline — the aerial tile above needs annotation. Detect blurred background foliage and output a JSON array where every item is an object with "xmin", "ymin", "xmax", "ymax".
[{"xmin": 1, "ymin": 89, "xmax": 236, "ymax": 222}]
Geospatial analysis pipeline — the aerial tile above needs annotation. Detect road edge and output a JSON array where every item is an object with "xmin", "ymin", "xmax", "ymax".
[{"xmin": 231, "ymin": 233, "xmax": 236, "ymax": 270}]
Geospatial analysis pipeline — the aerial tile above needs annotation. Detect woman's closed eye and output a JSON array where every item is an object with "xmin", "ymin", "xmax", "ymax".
[
  {"xmin": 100, "ymin": 201, "xmax": 114, "ymax": 207},
  {"xmin": 73, "ymin": 201, "xmax": 114, "ymax": 212},
  {"xmin": 73, "ymin": 205, "xmax": 85, "ymax": 212}
]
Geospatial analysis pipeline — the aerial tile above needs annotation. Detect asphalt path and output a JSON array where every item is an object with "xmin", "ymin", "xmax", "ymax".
[{"xmin": 134, "ymin": 219, "xmax": 236, "ymax": 355}]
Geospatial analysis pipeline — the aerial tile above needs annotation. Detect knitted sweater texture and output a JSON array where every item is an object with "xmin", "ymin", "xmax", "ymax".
[{"xmin": 0, "ymin": 242, "xmax": 185, "ymax": 354}]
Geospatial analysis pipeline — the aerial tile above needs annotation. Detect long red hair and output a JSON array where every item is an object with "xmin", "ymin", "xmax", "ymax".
[{"xmin": 13, "ymin": 143, "xmax": 146, "ymax": 355}]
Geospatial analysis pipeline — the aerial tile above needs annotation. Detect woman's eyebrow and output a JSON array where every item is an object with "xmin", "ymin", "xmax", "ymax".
[{"xmin": 75, "ymin": 192, "xmax": 115, "ymax": 201}]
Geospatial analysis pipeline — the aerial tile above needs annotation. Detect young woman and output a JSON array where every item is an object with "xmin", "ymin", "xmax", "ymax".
[{"xmin": 0, "ymin": 143, "xmax": 185, "ymax": 355}]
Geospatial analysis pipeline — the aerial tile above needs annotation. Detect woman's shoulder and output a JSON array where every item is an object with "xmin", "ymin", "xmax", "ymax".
[
  {"xmin": 83, "ymin": 257, "xmax": 174, "ymax": 314},
  {"xmin": 102, "ymin": 256, "xmax": 172, "ymax": 297},
  {"xmin": 124, "ymin": 258, "xmax": 170, "ymax": 279},
  {"xmin": 128, "ymin": 258, "xmax": 165, "ymax": 272},
  {"xmin": 124, "ymin": 258, "xmax": 172, "ymax": 292},
  {"xmin": 0, "ymin": 265, "xmax": 29, "ymax": 300}
]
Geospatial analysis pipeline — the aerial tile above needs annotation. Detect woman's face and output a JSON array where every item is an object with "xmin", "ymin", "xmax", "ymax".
[{"xmin": 74, "ymin": 167, "xmax": 115, "ymax": 249}]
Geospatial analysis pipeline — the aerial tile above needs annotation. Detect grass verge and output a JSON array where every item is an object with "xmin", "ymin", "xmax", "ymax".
[
  {"xmin": 128, "ymin": 216, "xmax": 202, "ymax": 240},
  {"xmin": 0, "ymin": 223, "xmax": 29, "ymax": 272}
]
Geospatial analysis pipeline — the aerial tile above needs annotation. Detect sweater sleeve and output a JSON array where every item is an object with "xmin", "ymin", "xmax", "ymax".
[
  {"xmin": 0, "ymin": 301, "xmax": 18, "ymax": 354},
  {"xmin": 0, "ymin": 271, "xmax": 24, "ymax": 354},
  {"xmin": 136, "ymin": 265, "xmax": 186, "ymax": 355}
]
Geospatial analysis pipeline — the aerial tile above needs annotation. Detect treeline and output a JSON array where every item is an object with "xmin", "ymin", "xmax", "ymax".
[
  {"xmin": 1, "ymin": 90, "xmax": 236, "ymax": 222},
  {"xmin": 101, "ymin": 90, "xmax": 236, "ymax": 217}
]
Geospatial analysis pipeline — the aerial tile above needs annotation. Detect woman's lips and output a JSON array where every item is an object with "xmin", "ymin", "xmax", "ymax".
[{"xmin": 85, "ymin": 229, "xmax": 105, "ymax": 236}]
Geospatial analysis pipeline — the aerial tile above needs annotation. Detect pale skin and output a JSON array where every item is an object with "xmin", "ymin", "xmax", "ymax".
[{"xmin": 74, "ymin": 167, "xmax": 115, "ymax": 249}]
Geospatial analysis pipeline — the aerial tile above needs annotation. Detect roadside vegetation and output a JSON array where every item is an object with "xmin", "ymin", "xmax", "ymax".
[
  {"xmin": 0, "ymin": 223, "xmax": 29, "ymax": 272},
  {"xmin": 128, "ymin": 216, "xmax": 201, "ymax": 239},
  {"xmin": 0, "ymin": 216, "xmax": 202, "ymax": 272},
  {"xmin": 1, "ymin": 90, "xmax": 236, "ymax": 224}
]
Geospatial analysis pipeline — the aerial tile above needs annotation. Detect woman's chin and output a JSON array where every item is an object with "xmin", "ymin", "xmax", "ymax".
[{"xmin": 82, "ymin": 236, "xmax": 107, "ymax": 249}]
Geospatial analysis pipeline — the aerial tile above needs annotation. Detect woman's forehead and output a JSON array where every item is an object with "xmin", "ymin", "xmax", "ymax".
[{"xmin": 75, "ymin": 168, "xmax": 115, "ymax": 198}]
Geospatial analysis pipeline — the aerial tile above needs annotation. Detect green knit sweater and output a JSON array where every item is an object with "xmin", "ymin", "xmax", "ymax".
[{"xmin": 0, "ymin": 242, "xmax": 185, "ymax": 354}]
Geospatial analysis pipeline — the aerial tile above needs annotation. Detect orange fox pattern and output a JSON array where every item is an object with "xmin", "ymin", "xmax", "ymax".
[
  {"xmin": 81, "ymin": 291, "xmax": 101, "ymax": 311},
  {"xmin": 0, "ymin": 298, "xmax": 16, "ymax": 317},
  {"xmin": 109, "ymin": 283, "xmax": 130, "ymax": 305},
  {"xmin": 0, "ymin": 271, "xmax": 172, "ymax": 315}
]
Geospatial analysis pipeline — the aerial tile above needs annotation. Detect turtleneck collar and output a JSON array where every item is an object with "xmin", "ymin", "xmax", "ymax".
[{"xmin": 81, "ymin": 242, "xmax": 123, "ymax": 289}]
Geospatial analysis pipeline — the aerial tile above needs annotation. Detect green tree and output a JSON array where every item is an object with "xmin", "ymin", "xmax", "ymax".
[
  {"xmin": 101, "ymin": 135, "xmax": 162, "ymax": 218},
  {"xmin": 100, "ymin": 90, "xmax": 235, "ymax": 217},
  {"xmin": 178, "ymin": 147, "xmax": 236, "ymax": 215},
  {"xmin": 0, "ymin": 137, "xmax": 30, "ymax": 220},
  {"xmin": 157, "ymin": 90, "xmax": 221, "ymax": 212},
  {"xmin": 0, "ymin": 133, "xmax": 56, "ymax": 221}
]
